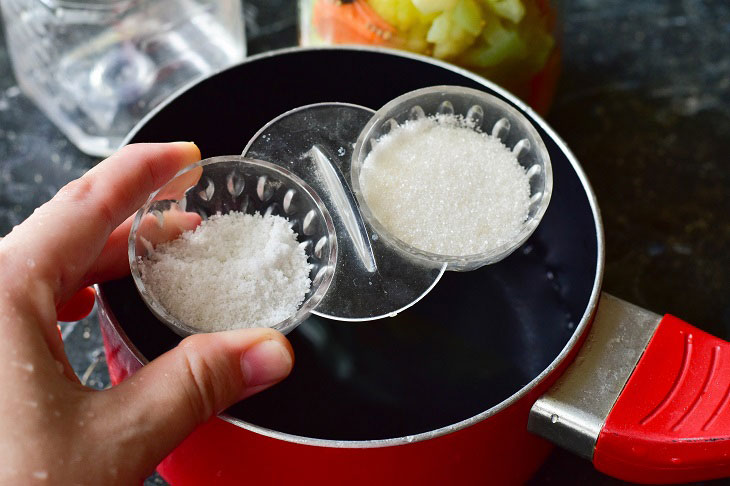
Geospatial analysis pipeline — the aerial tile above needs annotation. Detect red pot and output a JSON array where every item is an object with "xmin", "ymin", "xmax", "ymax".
[{"xmin": 95, "ymin": 47, "xmax": 730, "ymax": 485}]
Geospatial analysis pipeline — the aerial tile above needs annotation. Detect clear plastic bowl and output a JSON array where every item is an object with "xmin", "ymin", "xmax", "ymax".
[
  {"xmin": 128, "ymin": 156, "xmax": 337, "ymax": 336},
  {"xmin": 351, "ymin": 85, "xmax": 552, "ymax": 271}
]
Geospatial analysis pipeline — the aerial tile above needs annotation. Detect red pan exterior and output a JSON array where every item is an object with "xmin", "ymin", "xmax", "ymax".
[
  {"xmin": 100, "ymin": 46, "xmax": 605, "ymax": 486},
  {"xmin": 98, "ymin": 292, "xmax": 592, "ymax": 485}
]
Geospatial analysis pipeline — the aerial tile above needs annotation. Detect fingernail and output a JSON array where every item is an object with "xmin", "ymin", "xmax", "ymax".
[
  {"xmin": 171, "ymin": 141, "xmax": 198, "ymax": 149},
  {"xmin": 241, "ymin": 340, "xmax": 293, "ymax": 388}
]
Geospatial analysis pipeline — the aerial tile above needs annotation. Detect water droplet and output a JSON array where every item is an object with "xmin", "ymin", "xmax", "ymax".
[
  {"xmin": 631, "ymin": 445, "xmax": 647, "ymax": 456},
  {"xmin": 647, "ymin": 243, "xmax": 665, "ymax": 256},
  {"xmin": 11, "ymin": 361, "xmax": 34, "ymax": 372},
  {"xmin": 32, "ymin": 470, "xmax": 48, "ymax": 480},
  {"xmin": 672, "ymin": 243, "xmax": 692, "ymax": 255},
  {"xmin": 671, "ymin": 457, "xmax": 681, "ymax": 464},
  {"xmin": 550, "ymin": 414, "xmax": 559, "ymax": 424},
  {"xmin": 337, "ymin": 146, "xmax": 346, "ymax": 157}
]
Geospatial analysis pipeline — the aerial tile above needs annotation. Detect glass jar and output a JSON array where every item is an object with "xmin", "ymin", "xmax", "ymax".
[
  {"xmin": 298, "ymin": 0, "xmax": 560, "ymax": 114},
  {"xmin": 2, "ymin": 0, "xmax": 245, "ymax": 156}
]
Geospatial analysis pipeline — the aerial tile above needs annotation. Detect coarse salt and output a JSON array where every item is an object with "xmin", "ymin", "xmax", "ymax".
[
  {"xmin": 360, "ymin": 114, "xmax": 531, "ymax": 256},
  {"xmin": 139, "ymin": 212, "xmax": 312, "ymax": 332}
]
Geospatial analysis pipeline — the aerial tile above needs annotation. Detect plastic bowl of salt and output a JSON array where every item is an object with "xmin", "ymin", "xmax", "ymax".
[
  {"xmin": 128, "ymin": 156, "xmax": 337, "ymax": 336},
  {"xmin": 351, "ymin": 85, "xmax": 552, "ymax": 271}
]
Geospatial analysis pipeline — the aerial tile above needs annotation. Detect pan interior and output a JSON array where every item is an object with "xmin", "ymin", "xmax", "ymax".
[{"xmin": 101, "ymin": 48, "xmax": 599, "ymax": 441}]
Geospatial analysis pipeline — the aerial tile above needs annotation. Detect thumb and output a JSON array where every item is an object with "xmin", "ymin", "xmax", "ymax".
[{"xmin": 97, "ymin": 328, "xmax": 293, "ymax": 476}]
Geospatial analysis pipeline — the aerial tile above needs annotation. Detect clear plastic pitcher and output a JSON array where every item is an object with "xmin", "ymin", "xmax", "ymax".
[{"xmin": 1, "ymin": 0, "xmax": 245, "ymax": 156}]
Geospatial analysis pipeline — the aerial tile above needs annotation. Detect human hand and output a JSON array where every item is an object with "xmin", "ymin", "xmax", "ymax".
[{"xmin": 0, "ymin": 143, "xmax": 294, "ymax": 485}]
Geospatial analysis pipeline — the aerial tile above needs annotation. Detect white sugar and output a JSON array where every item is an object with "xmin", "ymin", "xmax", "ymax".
[
  {"xmin": 139, "ymin": 212, "xmax": 312, "ymax": 332},
  {"xmin": 360, "ymin": 115, "xmax": 531, "ymax": 256}
]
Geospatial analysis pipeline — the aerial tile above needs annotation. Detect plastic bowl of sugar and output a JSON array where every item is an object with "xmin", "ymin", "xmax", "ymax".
[
  {"xmin": 128, "ymin": 156, "xmax": 337, "ymax": 336},
  {"xmin": 351, "ymin": 85, "xmax": 552, "ymax": 271}
]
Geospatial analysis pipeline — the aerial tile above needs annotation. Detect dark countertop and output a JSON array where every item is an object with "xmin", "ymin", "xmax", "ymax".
[{"xmin": 1, "ymin": 1, "xmax": 729, "ymax": 485}]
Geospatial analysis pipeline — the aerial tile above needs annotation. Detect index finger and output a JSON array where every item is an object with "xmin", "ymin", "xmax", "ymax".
[{"xmin": 0, "ymin": 142, "xmax": 201, "ymax": 306}]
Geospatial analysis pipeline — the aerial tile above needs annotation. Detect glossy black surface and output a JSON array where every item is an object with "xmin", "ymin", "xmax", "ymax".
[{"xmin": 100, "ymin": 48, "xmax": 599, "ymax": 440}]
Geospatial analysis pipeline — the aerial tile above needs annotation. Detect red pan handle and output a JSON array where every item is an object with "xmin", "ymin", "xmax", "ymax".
[
  {"xmin": 529, "ymin": 294, "xmax": 730, "ymax": 484},
  {"xmin": 594, "ymin": 314, "xmax": 730, "ymax": 483}
]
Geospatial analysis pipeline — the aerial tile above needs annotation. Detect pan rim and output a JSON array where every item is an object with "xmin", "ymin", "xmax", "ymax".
[{"xmin": 110, "ymin": 44, "xmax": 605, "ymax": 449}]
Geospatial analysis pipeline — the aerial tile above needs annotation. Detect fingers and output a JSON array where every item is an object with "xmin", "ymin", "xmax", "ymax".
[
  {"xmin": 98, "ymin": 328, "xmax": 293, "ymax": 475},
  {"xmin": 0, "ymin": 142, "xmax": 201, "ymax": 306},
  {"xmin": 83, "ymin": 215, "xmax": 139, "ymax": 285},
  {"xmin": 85, "ymin": 209, "xmax": 201, "ymax": 285},
  {"xmin": 86, "ymin": 161, "xmax": 203, "ymax": 284}
]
